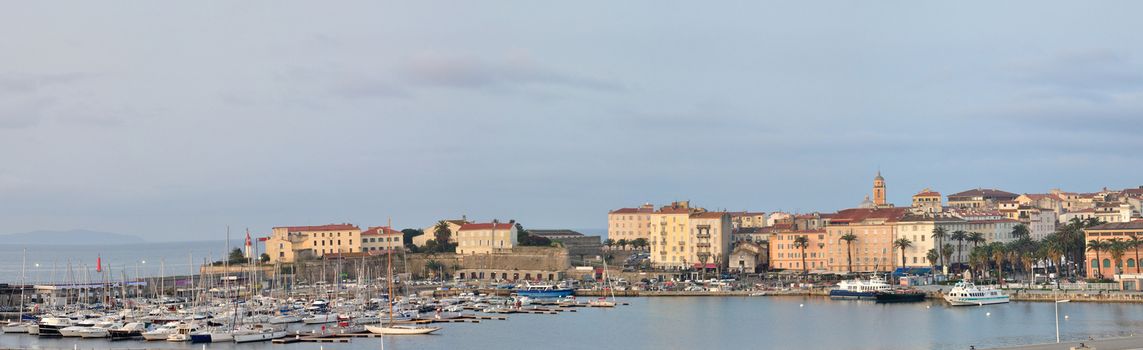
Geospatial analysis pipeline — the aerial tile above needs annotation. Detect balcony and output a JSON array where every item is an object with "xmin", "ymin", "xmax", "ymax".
[
  {"xmin": 659, "ymin": 251, "xmax": 667, "ymax": 255},
  {"xmin": 697, "ymin": 243, "xmax": 711, "ymax": 248},
  {"xmin": 696, "ymin": 233, "xmax": 710, "ymax": 238}
]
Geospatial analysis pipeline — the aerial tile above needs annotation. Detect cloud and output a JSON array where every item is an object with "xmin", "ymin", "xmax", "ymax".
[
  {"xmin": 0, "ymin": 96, "xmax": 53, "ymax": 129},
  {"xmin": 0, "ymin": 72, "xmax": 88, "ymax": 95},
  {"xmin": 329, "ymin": 78, "xmax": 409, "ymax": 99},
  {"xmin": 400, "ymin": 53, "xmax": 624, "ymax": 92},
  {"xmin": 1010, "ymin": 49, "xmax": 1143, "ymax": 98}
]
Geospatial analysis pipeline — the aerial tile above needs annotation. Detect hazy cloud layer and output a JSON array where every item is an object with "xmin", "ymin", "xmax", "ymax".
[{"xmin": 1, "ymin": 1, "xmax": 1141, "ymax": 241}]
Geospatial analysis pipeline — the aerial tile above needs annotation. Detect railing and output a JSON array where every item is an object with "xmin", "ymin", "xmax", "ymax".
[{"xmin": 697, "ymin": 233, "xmax": 710, "ymax": 238}]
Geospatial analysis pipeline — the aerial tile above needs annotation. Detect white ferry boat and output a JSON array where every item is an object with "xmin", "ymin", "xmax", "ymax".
[
  {"xmin": 943, "ymin": 281, "xmax": 1009, "ymax": 306},
  {"xmin": 828, "ymin": 276, "xmax": 893, "ymax": 299}
]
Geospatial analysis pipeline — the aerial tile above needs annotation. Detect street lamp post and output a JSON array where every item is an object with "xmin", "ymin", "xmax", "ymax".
[{"xmin": 1055, "ymin": 299, "xmax": 1070, "ymax": 343}]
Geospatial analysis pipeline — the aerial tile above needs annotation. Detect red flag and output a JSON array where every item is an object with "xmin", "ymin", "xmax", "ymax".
[
  {"xmin": 96, "ymin": 255, "xmax": 102, "ymax": 272},
  {"xmin": 245, "ymin": 231, "xmax": 252, "ymax": 247}
]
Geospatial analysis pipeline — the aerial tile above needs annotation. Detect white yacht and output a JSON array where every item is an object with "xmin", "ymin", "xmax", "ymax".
[
  {"xmin": 943, "ymin": 281, "xmax": 1010, "ymax": 306},
  {"xmin": 829, "ymin": 276, "xmax": 893, "ymax": 299}
]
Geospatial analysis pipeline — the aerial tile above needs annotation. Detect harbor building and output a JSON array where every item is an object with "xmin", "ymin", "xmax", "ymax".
[
  {"xmin": 361, "ymin": 226, "xmax": 403, "ymax": 253},
  {"xmin": 456, "ymin": 221, "xmax": 518, "ymax": 255},
  {"xmin": 729, "ymin": 241, "xmax": 766, "ymax": 273},
  {"xmin": 911, "ymin": 188, "xmax": 942, "ymax": 214},
  {"xmin": 947, "ymin": 188, "xmax": 1018, "ymax": 209},
  {"xmin": 770, "ymin": 230, "xmax": 828, "ymax": 272},
  {"xmin": 647, "ymin": 202, "xmax": 733, "ymax": 270},
  {"xmin": 264, "ymin": 224, "xmax": 361, "ymax": 263},
  {"xmin": 824, "ymin": 207, "xmax": 910, "ymax": 273},
  {"xmin": 607, "ymin": 203, "xmax": 655, "ymax": 243},
  {"xmin": 413, "ymin": 218, "xmax": 469, "ymax": 247},
  {"xmin": 1084, "ymin": 221, "xmax": 1143, "ymax": 286},
  {"xmin": 730, "ymin": 212, "xmax": 768, "ymax": 229}
]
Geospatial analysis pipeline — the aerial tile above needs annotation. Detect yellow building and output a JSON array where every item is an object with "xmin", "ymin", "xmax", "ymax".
[
  {"xmin": 824, "ymin": 208, "xmax": 909, "ymax": 273},
  {"xmin": 646, "ymin": 202, "xmax": 732, "ymax": 270},
  {"xmin": 873, "ymin": 171, "xmax": 888, "ymax": 207},
  {"xmin": 264, "ymin": 224, "xmax": 361, "ymax": 263},
  {"xmin": 361, "ymin": 226, "xmax": 403, "ymax": 253},
  {"xmin": 413, "ymin": 219, "xmax": 468, "ymax": 247},
  {"xmin": 456, "ymin": 221, "xmax": 518, "ymax": 255},
  {"xmin": 911, "ymin": 188, "xmax": 942, "ymax": 213},
  {"xmin": 608, "ymin": 203, "xmax": 655, "ymax": 243}
]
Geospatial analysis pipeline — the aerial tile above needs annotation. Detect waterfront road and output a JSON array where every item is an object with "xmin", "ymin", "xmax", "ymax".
[{"xmin": 988, "ymin": 335, "xmax": 1143, "ymax": 350}]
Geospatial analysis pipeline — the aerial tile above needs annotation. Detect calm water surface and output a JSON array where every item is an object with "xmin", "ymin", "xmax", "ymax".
[
  {"xmin": 4, "ymin": 296, "xmax": 1143, "ymax": 350},
  {"xmin": 0, "ymin": 241, "xmax": 239, "ymax": 283}
]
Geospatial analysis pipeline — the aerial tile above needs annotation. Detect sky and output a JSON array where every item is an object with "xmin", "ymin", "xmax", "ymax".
[{"xmin": 2, "ymin": 1, "xmax": 1142, "ymax": 241}]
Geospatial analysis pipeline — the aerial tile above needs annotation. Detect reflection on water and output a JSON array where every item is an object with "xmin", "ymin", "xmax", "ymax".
[{"xmin": 4, "ymin": 296, "xmax": 1143, "ymax": 350}]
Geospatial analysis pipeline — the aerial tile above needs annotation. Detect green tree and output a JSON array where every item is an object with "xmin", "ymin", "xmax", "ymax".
[
  {"xmin": 227, "ymin": 248, "xmax": 245, "ymax": 264},
  {"xmin": 631, "ymin": 238, "xmax": 648, "ymax": 251},
  {"xmin": 401, "ymin": 229, "xmax": 424, "ymax": 248},
  {"xmin": 604, "ymin": 239, "xmax": 615, "ymax": 250},
  {"xmin": 1011, "ymin": 224, "xmax": 1031, "ymax": 240},
  {"xmin": 941, "ymin": 243, "xmax": 955, "ymax": 271},
  {"xmin": 617, "ymin": 239, "xmax": 629, "ymax": 251},
  {"xmin": 931, "ymin": 227, "xmax": 948, "ymax": 269},
  {"xmin": 433, "ymin": 221, "xmax": 452, "ymax": 246},
  {"xmin": 894, "ymin": 238, "xmax": 913, "ymax": 268},
  {"xmin": 840, "ymin": 233, "xmax": 857, "ymax": 273},
  {"xmin": 793, "ymin": 235, "xmax": 810, "ymax": 278},
  {"xmin": 1088, "ymin": 239, "xmax": 1106, "ymax": 278},
  {"xmin": 259, "ymin": 253, "xmax": 270, "ymax": 263},
  {"xmin": 1129, "ymin": 234, "xmax": 1142, "ymax": 274},
  {"xmin": 951, "ymin": 230, "xmax": 968, "ymax": 269},
  {"xmin": 990, "ymin": 242, "xmax": 1007, "ymax": 285},
  {"xmin": 1107, "ymin": 238, "xmax": 1127, "ymax": 281},
  {"xmin": 968, "ymin": 232, "xmax": 986, "ymax": 249},
  {"xmin": 926, "ymin": 249, "xmax": 940, "ymax": 271},
  {"xmin": 425, "ymin": 260, "xmax": 443, "ymax": 279}
]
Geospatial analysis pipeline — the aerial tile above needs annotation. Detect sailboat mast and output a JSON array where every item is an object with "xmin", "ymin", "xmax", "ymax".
[
  {"xmin": 20, "ymin": 248, "xmax": 26, "ymax": 318},
  {"xmin": 387, "ymin": 217, "xmax": 394, "ymax": 325}
]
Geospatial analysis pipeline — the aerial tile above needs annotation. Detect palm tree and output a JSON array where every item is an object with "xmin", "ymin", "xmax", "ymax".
[
  {"xmin": 433, "ymin": 221, "xmax": 453, "ymax": 246},
  {"xmin": 617, "ymin": 239, "xmax": 629, "ymax": 251},
  {"xmin": 1108, "ymin": 238, "xmax": 1127, "ymax": 281},
  {"xmin": 951, "ymin": 230, "xmax": 968, "ymax": 269},
  {"xmin": 893, "ymin": 238, "xmax": 913, "ymax": 268},
  {"xmin": 425, "ymin": 260, "xmax": 443, "ymax": 279},
  {"xmin": 632, "ymin": 238, "xmax": 648, "ymax": 251},
  {"xmin": 604, "ymin": 238, "xmax": 615, "ymax": 251},
  {"xmin": 941, "ymin": 243, "xmax": 955, "ymax": 271},
  {"xmin": 793, "ymin": 235, "xmax": 810, "ymax": 279},
  {"xmin": 839, "ymin": 233, "xmax": 857, "ymax": 273},
  {"xmin": 926, "ymin": 249, "xmax": 940, "ymax": 272},
  {"xmin": 1011, "ymin": 224, "xmax": 1031, "ymax": 240},
  {"xmin": 969, "ymin": 245, "xmax": 991, "ymax": 281},
  {"xmin": 969, "ymin": 232, "xmax": 986, "ymax": 249},
  {"xmin": 990, "ymin": 243, "xmax": 1007, "ymax": 285},
  {"xmin": 931, "ymin": 227, "xmax": 949, "ymax": 269},
  {"xmin": 1129, "ymin": 234, "xmax": 1142, "ymax": 274},
  {"xmin": 1088, "ymin": 239, "xmax": 1105, "ymax": 279},
  {"xmin": 1045, "ymin": 235, "xmax": 1064, "ymax": 288}
]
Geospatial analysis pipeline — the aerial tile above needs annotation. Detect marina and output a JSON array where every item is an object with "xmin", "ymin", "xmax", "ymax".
[{"xmin": 6, "ymin": 296, "xmax": 1143, "ymax": 350}]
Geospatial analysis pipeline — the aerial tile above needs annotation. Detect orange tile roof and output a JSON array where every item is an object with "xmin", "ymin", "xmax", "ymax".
[
  {"xmin": 361, "ymin": 226, "xmax": 401, "ymax": 236},
  {"xmin": 458, "ymin": 222, "xmax": 514, "ymax": 231},
  {"xmin": 276, "ymin": 224, "xmax": 359, "ymax": 231},
  {"xmin": 827, "ymin": 207, "xmax": 909, "ymax": 223}
]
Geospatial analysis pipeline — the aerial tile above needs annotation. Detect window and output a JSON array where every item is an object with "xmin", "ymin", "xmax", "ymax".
[{"xmin": 1104, "ymin": 259, "xmax": 1111, "ymax": 268}]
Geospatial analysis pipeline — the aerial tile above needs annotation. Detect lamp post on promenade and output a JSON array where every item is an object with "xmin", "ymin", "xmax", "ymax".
[{"xmin": 1055, "ymin": 299, "xmax": 1070, "ymax": 343}]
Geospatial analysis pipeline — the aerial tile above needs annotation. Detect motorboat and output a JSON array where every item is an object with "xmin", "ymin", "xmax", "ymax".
[
  {"xmin": 109, "ymin": 322, "xmax": 148, "ymax": 341},
  {"xmin": 2, "ymin": 322, "xmax": 33, "ymax": 333},
  {"xmin": 874, "ymin": 289, "xmax": 927, "ymax": 303},
  {"xmin": 232, "ymin": 325, "xmax": 287, "ymax": 343},
  {"xmin": 828, "ymin": 276, "xmax": 893, "ymax": 299},
  {"xmin": 943, "ymin": 281, "xmax": 1010, "ymax": 306},
  {"xmin": 142, "ymin": 322, "xmax": 179, "ymax": 341},
  {"xmin": 588, "ymin": 297, "xmax": 616, "ymax": 308},
  {"xmin": 36, "ymin": 317, "xmax": 73, "ymax": 337},
  {"xmin": 268, "ymin": 314, "xmax": 302, "ymax": 324},
  {"xmin": 166, "ymin": 322, "xmax": 196, "ymax": 342},
  {"xmin": 302, "ymin": 313, "xmax": 338, "ymax": 324},
  {"xmin": 365, "ymin": 323, "xmax": 441, "ymax": 335},
  {"xmin": 513, "ymin": 283, "xmax": 575, "ymax": 298}
]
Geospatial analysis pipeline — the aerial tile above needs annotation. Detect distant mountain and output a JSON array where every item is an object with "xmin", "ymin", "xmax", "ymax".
[{"xmin": 0, "ymin": 230, "xmax": 146, "ymax": 245}]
